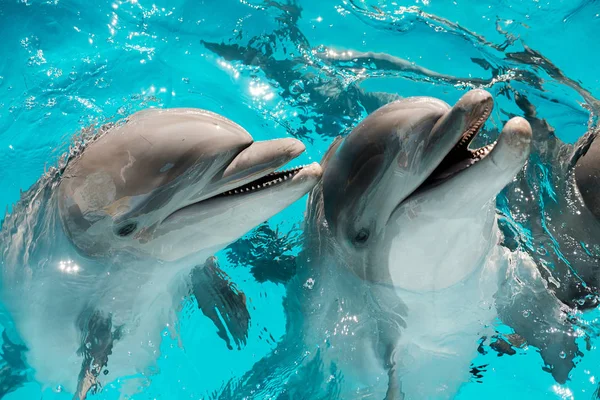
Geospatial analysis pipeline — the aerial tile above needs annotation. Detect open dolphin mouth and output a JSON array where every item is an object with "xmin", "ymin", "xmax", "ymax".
[
  {"xmin": 159, "ymin": 138, "xmax": 314, "ymax": 225},
  {"xmin": 158, "ymin": 141, "xmax": 321, "ymax": 235},
  {"xmin": 418, "ymin": 104, "xmax": 494, "ymax": 190},
  {"xmin": 217, "ymin": 165, "xmax": 307, "ymax": 197}
]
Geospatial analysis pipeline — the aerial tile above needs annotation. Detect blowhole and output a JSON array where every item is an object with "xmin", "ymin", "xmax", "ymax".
[
  {"xmin": 354, "ymin": 229, "xmax": 370, "ymax": 245},
  {"xmin": 116, "ymin": 222, "xmax": 138, "ymax": 237}
]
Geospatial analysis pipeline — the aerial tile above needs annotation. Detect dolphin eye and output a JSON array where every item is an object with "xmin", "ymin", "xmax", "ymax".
[
  {"xmin": 116, "ymin": 222, "xmax": 138, "ymax": 237},
  {"xmin": 354, "ymin": 229, "xmax": 370, "ymax": 245}
]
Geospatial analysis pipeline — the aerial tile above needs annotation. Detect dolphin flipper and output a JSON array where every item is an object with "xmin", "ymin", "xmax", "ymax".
[
  {"xmin": 225, "ymin": 223, "xmax": 301, "ymax": 285},
  {"xmin": 74, "ymin": 310, "xmax": 122, "ymax": 400},
  {"xmin": 0, "ymin": 331, "xmax": 28, "ymax": 399},
  {"xmin": 381, "ymin": 337, "xmax": 405, "ymax": 400},
  {"xmin": 371, "ymin": 286, "xmax": 407, "ymax": 400},
  {"xmin": 496, "ymin": 252, "xmax": 581, "ymax": 383},
  {"xmin": 190, "ymin": 257, "xmax": 251, "ymax": 351}
]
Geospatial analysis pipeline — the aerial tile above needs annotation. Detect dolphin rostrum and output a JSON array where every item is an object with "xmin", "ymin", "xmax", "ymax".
[
  {"xmin": 219, "ymin": 89, "xmax": 539, "ymax": 399},
  {"xmin": 0, "ymin": 108, "xmax": 322, "ymax": 398}
]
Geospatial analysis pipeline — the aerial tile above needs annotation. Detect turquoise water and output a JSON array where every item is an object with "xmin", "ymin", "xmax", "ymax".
[{"xmin": 1, "ymin": 0, "xmax": 600, "ymax": 398}]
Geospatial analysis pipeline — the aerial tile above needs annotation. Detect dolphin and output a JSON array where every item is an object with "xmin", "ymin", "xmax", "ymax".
[
  {"xmin": 0, "ymin": 108, "xmax": 322, "ymax": 398},
  {"xmin": 501, "ymin": 92, "xmax": 600, "ymax": 308},
  {"xmin": 494, "ymin": 91, "xmax": 600, "ymax": 382},
  {"xmin": 218, "ymin": 89, "xmax": 536, "ymax": 399}
]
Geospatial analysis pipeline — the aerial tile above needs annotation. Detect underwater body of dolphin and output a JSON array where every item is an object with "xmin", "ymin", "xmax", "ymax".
[
  {"xmin": 220, "ymin": 89, "xmax": 538, "ymax": 399},
  {"xmin": 0, "ymin": 108, "xmax": 322, "ymax": 398}
]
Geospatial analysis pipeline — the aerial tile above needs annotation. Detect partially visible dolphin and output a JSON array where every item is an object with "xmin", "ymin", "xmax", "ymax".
[
  {"xmin": 502, "ymin": 93, "xmax": 600, "ymax": 308},
  {"xmin": 0, "ymin": 108, "xmax": 322, "ymax": 398},
  {"xmin": 494, "ymin": 92, "xmax": 600, "ymax": 382},
  {"xmin": 219, "ymin": 89, "xmax": 538, "ymax": 399}
]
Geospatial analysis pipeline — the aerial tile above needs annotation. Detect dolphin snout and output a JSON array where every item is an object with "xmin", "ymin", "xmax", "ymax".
[
  {"xmin": 456, "ymin": 89, "xmax": 493, "ymax": 115},
  {"xmin": 223, "ymin": 138, "xmax": 306, "ymax": 179},
  {"xmin": 279, "ymin": 137, "xmax": 306, "ymax": 158},
  {"xmin": 502, "ymin": 117, "xmax": 533, "ymax": 147},
  {"xmin": 490, "ymin": 116, "xmax": 532, "ymax": 170}
]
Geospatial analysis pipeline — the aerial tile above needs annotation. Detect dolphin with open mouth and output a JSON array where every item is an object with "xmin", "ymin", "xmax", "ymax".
[
  {"xmin": 219, "ymin": 89, "xmax": 540, "ymax": 399},
  {"xmin": 0, "ymin": 108, "xmax": 322, "ymax": 398}
]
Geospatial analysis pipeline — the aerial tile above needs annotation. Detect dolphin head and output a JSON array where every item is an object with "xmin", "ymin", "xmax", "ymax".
[
  {"xmin": 58, "ymin": 108, "xmax": 322, "ymax": 263},
  {"xmin": 323, "ymin": 89, "xmax": 493, "ymax": 253},
  {"xmin": 320, "ymin": 90, "xmax": 531, "ymax": 288}
]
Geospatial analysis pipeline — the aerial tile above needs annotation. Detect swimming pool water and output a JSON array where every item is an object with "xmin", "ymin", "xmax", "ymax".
[{"xmin": 1, "ymin": 0, "xmax": 599, "ymax": 398}]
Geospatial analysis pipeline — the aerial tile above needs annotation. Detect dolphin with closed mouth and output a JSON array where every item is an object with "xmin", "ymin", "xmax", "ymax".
[
  {"xmin": 0, "ymin": 108, "xmax": 322, "ymax": 399},
  {"xmin": 494, "ymin": 92, "xmax": 600, "ymax": 383},
  {"xmin": 503, "ymin": 92, "xmax": 600, "ymax": 309},
  {"xmin": 219, "ymin": 89, "xmax": 537, "ymax": 399}
]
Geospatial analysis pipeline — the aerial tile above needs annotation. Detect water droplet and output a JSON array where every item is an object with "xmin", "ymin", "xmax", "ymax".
[
  {"xmin": 304, "ymin": 278, "xmax": 315, "ymax": 289},
  {"xmin": 522, "ymin": 310, "xmax": 530, "ymax": 318},
  {"xmin": 559, "ymin": 351, "xmax": 566, "ymax": 359}
]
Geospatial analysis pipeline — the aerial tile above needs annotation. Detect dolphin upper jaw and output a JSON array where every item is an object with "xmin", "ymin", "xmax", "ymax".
[
  {"xmin": 401, "ymin": 91, "xmax": 495, "ymax": 200},
  {"xmin": 368, "ymin": 90, "xmax": 496, "ymax": 227}
]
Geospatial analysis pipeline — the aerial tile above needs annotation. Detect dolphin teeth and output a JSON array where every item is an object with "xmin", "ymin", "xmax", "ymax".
[
  {"xmin": 217, "ymin": 164, "xmax": 307, "ymax": 197},
  {"xmin": 457, "ymin": 106, "xmax": 490, "ymax": 150}
]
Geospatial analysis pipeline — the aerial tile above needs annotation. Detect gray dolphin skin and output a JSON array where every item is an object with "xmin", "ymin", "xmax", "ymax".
[
  {"xmin": 574, "ymin": 133, "xmax": 600, "ymax": 223},
  {"xmin": 220, "ymin": 89, "xmax": 534, "ymax": 399},
  {"xmin": 0, "ymin": 108, "xmax": 322, "ymax": 399}
]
